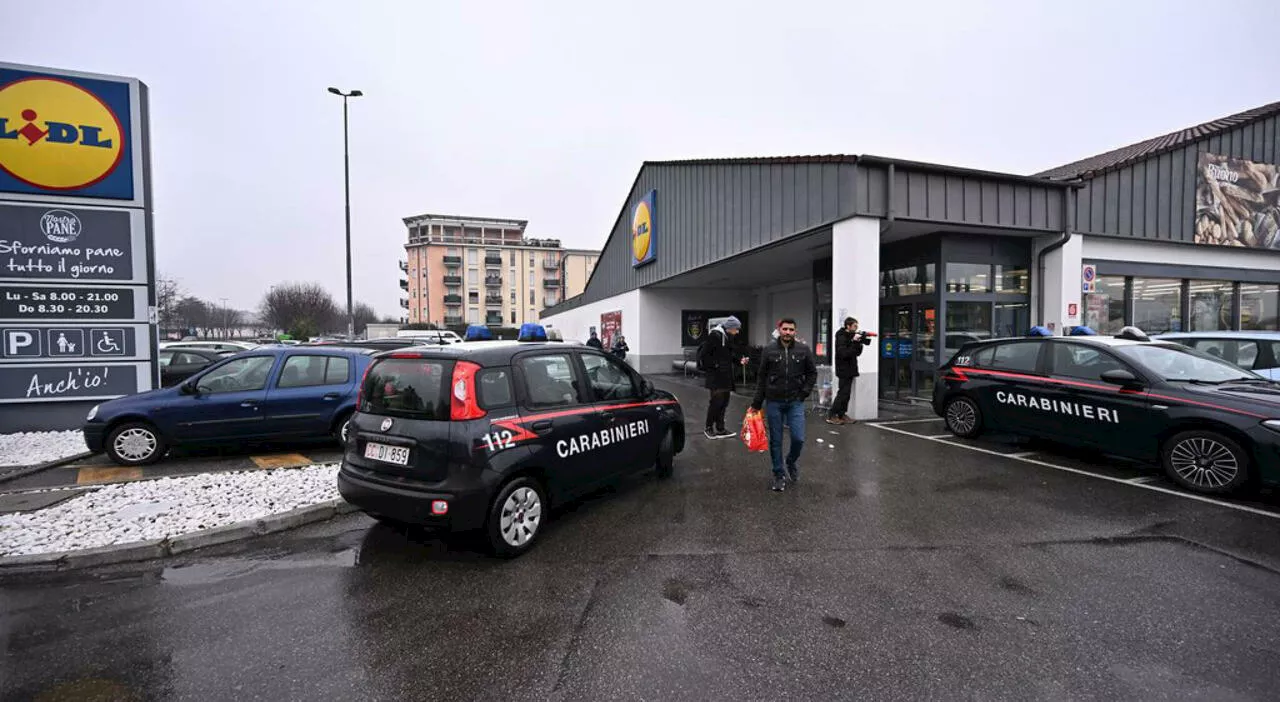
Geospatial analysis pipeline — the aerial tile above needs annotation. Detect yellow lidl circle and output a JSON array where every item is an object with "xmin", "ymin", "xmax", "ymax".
[
  {"xmin": 632, "ymin": 200, "xmax": 652, "ymax": 262},
  {"xmin": 0, "ymin": 77, "xmax": 124, "ymax": 191}
]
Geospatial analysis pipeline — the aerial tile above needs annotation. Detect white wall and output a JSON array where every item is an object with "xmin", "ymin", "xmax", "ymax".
[
  {"xmin": 832, "ymin": 217, "xmax": 880, "ymax": 419},
  {"xmin": 1082, "ymin": 236, "xmax": 1280, "ymax": 269},
  {"xmin": 752, "ymin": 280, "xmax": 814, "ymax": 346},
  {"xmin": 541, "ymin": 290, "xmax": 641, "ymax": 349},
  {"xmin": 1033, "ymin": 233, "xmax": 1084, "ymax": 333},
  {"xmin": 639, "ymin": 287, "xmax": 756, "ymax": 357}
]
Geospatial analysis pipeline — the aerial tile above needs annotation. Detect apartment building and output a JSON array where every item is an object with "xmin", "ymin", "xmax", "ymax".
[
  {"xmin": 560, "ymin": 250, "xmax": 599, "ymax": 299},
  {"xmin": 400, "ymin": 213, "xmax": 598, "ymax": 328}
]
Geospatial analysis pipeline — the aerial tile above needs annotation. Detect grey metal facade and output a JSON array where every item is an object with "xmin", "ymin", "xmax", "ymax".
[
  {"xmin": 1071, "ymin": 114, "xmax": 1280, "ymax": 242},
  {"xmin": 547, "ymin": 156, "xmax": 1072, "ymax": 314}
]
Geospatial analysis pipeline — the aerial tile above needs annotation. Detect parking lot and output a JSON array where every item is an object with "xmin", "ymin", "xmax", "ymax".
[
  {"xmin": 869, "ymin": 414, "xmax": 1280, "ymax": 519},
  {"xmin": 3, "ymin": 377, "xmax": 1280, "ymax": 700}
]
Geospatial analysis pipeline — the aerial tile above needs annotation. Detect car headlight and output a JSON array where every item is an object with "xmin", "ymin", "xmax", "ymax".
[
  {"xmin": 1263, "ymin": 419, "xmax": 1280, "ymax": 433},
  {"xmin": 86, "ymin": 404, "xmax": 99, "ymax": 421}
]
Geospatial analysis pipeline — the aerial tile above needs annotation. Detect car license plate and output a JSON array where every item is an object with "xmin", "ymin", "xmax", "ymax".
[{"xmin": 364, "ymin": 442, "xmax": 410, "ymax": 465}]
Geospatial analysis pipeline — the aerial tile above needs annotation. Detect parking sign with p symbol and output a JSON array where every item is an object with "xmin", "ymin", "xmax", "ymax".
[{"xmin": 2, "ymin": 328, "xmax": 42, "ymax": 358}]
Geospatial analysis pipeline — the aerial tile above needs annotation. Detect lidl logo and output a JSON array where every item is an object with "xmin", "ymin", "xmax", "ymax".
[
  {"xmin": 631, "ymin": 189, "xmax": 656, "ymax": 268},
  {"xmin": 0, "ymin": 69, "xmax": 134, "ymax": 200}
]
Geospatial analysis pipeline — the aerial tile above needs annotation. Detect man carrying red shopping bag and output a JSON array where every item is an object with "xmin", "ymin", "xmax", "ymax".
[
  {"xmin": 741, "ymin": 409, "xmax": 768, "ymax": 452},
  {"xmin": 749, "ymin": 318, "xmax": 817, "ymax": 492}
]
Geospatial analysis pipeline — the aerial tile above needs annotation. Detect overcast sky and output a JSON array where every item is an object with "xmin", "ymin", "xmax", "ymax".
[{"xmin": 4, "ymin": 0, "xmax": 1277, "ymax": 318}]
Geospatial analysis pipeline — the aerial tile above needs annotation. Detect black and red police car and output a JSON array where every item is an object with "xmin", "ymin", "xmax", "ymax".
[
  {"xmin": 934, "ymin": 327, "xmax": 1280, "ymax": 495},
  {"xmin": 337, "ymin": 336, "xmax": 686, "ymax": 557}
]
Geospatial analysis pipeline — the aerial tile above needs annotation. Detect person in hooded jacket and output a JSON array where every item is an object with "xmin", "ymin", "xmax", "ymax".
[
  {"xmin": 586, "ymin": 330, "xmax": 603, "ymax": 349},
  {"xmin": 697, "ymin": 316, "xmax": 748, "ymax": 439},
  {"xmin": 611, "ymin": 334, "xmax": 629, "ymax": 361},
  {"xmin": 827, "ymin": 317, "xmax": 872, "ymax": 424}
]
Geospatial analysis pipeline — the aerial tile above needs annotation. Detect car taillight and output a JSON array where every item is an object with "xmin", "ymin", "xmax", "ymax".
[
  {"xmin": 356, "ymin": 363, "xmax": 373, "ymax": 409},
  {"xmin": 450, "ymin": 361, "xmax": 486, "ymax": 421}
]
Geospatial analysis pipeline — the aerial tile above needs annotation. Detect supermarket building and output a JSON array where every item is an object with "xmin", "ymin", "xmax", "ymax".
[{"xmin": 542, "ymin": 100, "xmax": 1280, "ymax": 419}]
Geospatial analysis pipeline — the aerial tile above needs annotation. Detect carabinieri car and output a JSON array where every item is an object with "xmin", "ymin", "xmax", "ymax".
[
  {"xmin": 934, "ymin": 327, "xmax": 1280, "ymax": 495},
  {"xmin": 337, "ymin": 340, "xmax": 686, "ymax": 557}
]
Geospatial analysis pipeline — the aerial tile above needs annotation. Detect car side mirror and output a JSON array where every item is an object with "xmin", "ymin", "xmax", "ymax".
[
  {"xmin": 1100, "ymin": 369, "xmax": 1141, "ymax": 387},
  {"xmin": 640, "ymin": 377, "xmax": 654, "ymax": 396}
]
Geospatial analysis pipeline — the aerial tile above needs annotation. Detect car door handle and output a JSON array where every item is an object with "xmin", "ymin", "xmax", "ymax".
[
  {"xmin": 531, "ymin": 420, "xmax": 553, "ymax": 435},
  {"xmin": 323, "ymin": 392, "xmax": 340, "ymax": 400},
  {"xmin": 599, "ymin": 411, "xmax": 615, "ymax": 422},
  {"xmin": 241, "ymin": 401, "xmax": 258, "ymax": 408}
]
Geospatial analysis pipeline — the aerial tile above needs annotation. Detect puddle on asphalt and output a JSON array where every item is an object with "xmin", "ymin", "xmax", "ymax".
[{"xmin": 161, "ymin": 548, "xmax": 358, "ymax": 585}]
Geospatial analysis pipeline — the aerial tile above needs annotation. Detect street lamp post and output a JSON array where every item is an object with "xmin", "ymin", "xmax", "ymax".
[{"xmin": 327, "ymin": 86, "xmax": 363, "ymax": 339}]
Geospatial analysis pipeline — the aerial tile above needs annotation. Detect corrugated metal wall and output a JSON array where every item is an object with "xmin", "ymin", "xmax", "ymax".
[
  {"xmin": 1073, "ymin": 114, "xmax": 1280, "ymax": 242},
  {"xmin": 581, "ymin": 162, "xmax": 859, "ymax": 304},
  {"xmin": 856, "ymin": 165, "xmax": 1066, "ymax": 231},
  {"xmin": 552, "ymin": 159, "xmax": 1070, "ymax": 311}
]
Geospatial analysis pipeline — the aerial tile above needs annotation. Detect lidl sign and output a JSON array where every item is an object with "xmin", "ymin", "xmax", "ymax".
[
  {"xmin": 0, "ymin": 66, "xmax": 136, "ymax": 201},
  {"xmin": 631, "ymin": 189, "xmax": 656, "ymax": 268}
]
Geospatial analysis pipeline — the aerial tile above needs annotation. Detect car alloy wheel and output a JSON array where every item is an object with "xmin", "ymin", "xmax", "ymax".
[
  {"xmin": 1168, "ymin": 435, "xmax": 1240, "ymax": 490},
  {"xmin": 945, "ymin": 397, "xmax": 980, "ymax": 437},
  {"xmin": 499, "ymin": 486, "xmax": 542, "ymax": 548},
  {"xmin": 114, "ymin": 427, "xmax": 157, "ymax": 462}
]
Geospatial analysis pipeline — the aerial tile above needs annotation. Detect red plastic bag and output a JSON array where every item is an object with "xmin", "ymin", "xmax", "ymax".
[{"xmin": 741, "ymin": 410, "xmax": 768, "ymax": 452}]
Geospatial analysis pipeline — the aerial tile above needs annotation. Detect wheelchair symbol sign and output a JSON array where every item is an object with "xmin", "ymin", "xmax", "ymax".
[{"xmin": 89, "ymin": 328, "xmax": 128, "ymax": 357}]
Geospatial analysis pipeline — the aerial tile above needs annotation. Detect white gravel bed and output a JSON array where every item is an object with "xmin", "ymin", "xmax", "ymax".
[
  {"xmin": 0, "ymin": 430, "xmax": 87, "ymax": 468},
  {"xmin": 0, "ymin": 464, "xmax": 341, "ymax": 557}
]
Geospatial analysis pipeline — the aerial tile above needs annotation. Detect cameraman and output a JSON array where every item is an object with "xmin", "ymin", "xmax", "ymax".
[{"xmin": 827, "ymin": 317, "xmax": 871, "ymax": 425}]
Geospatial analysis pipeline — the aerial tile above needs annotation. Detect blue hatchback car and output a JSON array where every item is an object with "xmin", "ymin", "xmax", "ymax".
[{"xmin": 83, "ymin": 346, "xmax": 377, "ymax": 466}]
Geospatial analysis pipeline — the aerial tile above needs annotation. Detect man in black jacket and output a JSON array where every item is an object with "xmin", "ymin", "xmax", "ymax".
[
  {"xmin": 750, "ymin": 318, "xmax": 818, "ymax": 491},
  {"xmin": 698, "ymin": 316, "xmax": 747, "ymax": 439},
  {"xmin": 585, "ymin": 330, "xmax": 603, "ymax": 349},
  {"xmin": 828, "ymin": 317, "xmax": 871, "ymax": 425}
]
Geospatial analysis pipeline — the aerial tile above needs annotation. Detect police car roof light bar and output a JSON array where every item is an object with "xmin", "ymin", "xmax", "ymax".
[{"xmin": 1116, "ymin": 326, "xmax": 1151, "ymax": 342}]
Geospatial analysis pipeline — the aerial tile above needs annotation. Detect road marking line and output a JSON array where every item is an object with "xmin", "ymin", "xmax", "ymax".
[
  {"xmin": 1127, "ymin": 476, "xmax": 1159, "ymax": 484},
  {"xmin": 873, "ymin": 418, "xmax": 945, "ymax": 426},
  {"xmin": 250, "ymin": 453, "xmax": 313, "ymax": 469},
  {"xmin": 923, "ymin": 433, "xmax": 954, "ymax": 439},
  {"xmin": 869, "ymin": 422, "xmax": 1280, "ymax": 520},
  {"xmin": 1007, "ymin": 452, "xmax": 1039, "ymax": 459},
  {"xmin": 76, "ymin": 466, "xmax": 144, "ymax": 484}
]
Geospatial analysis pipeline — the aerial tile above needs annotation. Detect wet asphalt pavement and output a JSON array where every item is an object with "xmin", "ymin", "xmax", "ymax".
[{"xmin": 3, "ymin": 377, "xmax": 1280, "ymax": 701}]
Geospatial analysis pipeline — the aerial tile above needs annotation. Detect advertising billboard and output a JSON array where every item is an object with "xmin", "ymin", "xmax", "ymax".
[
  {"xmin": 600, "ymin": 310, "xmax": 622, "ymax": 350},
  {"xmin": 1194, "ymin": 152, "xmax": 1280, "ymax": 249},
  {"xmin": 631, "ymin": 190, "xmax": 656, "ymax": 267},
  {"xmin": 0, "ymin": 62, "xmax": 154, "ymax": 430}
]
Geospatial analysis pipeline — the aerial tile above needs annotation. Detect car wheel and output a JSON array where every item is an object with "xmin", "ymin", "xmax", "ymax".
[
  {"xmin": 943, "ymin": 397, "xmax": 983, "ymax": 438},
  {"xmin": 334, "ymin": 412, "xmax": 353, "ymax": 446},
  {"xmin": 106, "ymin": 421, "xmax": 167, "ymax": 466},
  {"xmin": 656, "ymin": 429, "xmax": 675, "ymax": 479},
  {"xmin": 1161, "ymin": 430, "xmax": 1251, "ymax": 494},
  {"xmin": 485, "ymin": 476, "xmax": 547, "ymax": 559}
]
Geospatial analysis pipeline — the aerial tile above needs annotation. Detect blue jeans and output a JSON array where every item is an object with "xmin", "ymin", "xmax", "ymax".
[{"xmin": 765, "ymin": 400, "xmax": 806, "ymax": 478}]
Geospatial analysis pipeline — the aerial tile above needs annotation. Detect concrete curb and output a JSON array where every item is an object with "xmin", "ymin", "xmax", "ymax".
[
  {"xmin": 0, "ymin": 451, "xmax": 94, "ymax": 486},
  {"xmin": 0, "ymin": 498, "xmax": 356, "ymax": 575}
]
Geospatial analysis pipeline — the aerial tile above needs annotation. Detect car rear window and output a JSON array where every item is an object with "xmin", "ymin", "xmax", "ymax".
[{"xmin": 361, "ymin": 357, "xmax": 452, "ymax": 420}]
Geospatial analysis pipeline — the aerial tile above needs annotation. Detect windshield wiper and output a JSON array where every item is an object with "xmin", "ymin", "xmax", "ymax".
[
  {"xmin": 1221, "ymin": 378, "xmax": 1277, "ymax": 386},
  {"xmin": 1166, "ymin": 378, "xmax": 1229, "ymax": 385}
]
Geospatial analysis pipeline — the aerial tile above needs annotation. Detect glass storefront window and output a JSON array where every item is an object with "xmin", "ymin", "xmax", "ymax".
[
  {"xmin": 994, "ymin": 302, "xmax": 1029, "ymax": 338},
  {"xmin": 945, "ymin": 263, "xmax": 991, "ymax": 293},
  {"xmin": 1240, "ymin": 284, "xmax": 1279, "ymax": 331},
  {"xmin": 1189, "ymin": 280, "xmax": 1235, "ymax": 331},
  {"xmin": 880, "ymin": 264, "xmax": 935, "ymax": 298},
  {"xmin": 944, "ymin": 302, "xmax": 991, "ymax": 359},
  {"xmin": 1083, "ymin": 275, "xmax": 1126, "ymax": 334},
  {"xmin": 1132, "ymin": 278, "xmax": 1183, "ymax": 334},
  {"xmin": 996, "ymin": 265, "xmax": 1029, "ymax": 295}
]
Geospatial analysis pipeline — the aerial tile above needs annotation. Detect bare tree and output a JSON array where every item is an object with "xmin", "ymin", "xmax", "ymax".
[
  {"xmin": 260, "ymin": 282, "xmax": 340, "ymax": 339},
  {"xmin": 174, "ymin": 296, "xmax": 211, "ymax": 337},
  {"xmin": 156, "ymin": 274, "xmax": 183, "ymax": 336},
  {"xmin": 353, "ymin": 302, "xmax": 378, "ymax": 336}
]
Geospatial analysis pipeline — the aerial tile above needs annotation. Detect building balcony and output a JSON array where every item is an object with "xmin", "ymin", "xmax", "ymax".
[
  {"xmin": 484, "ymin": 254, "xmax": 503, "ymax": 265},
  {"xmin": 399, "ymin": 278, "xmax": 408, "ymax": 291},
  {"xmin": 443, "ymin": 294, "xmax": 462, "ymax": 305},
  {"xmin": 444, "ymin": 315, "xmax": 463, "ymax": 326},
  {"xmin": 543, "ymin": 279, "xmax": 561, "ymax": 288},
  {"xmin": 542, "ymin": 259, "xmax": 560, "ymax": 270},
  {"xmin": 398, "ymin": 299, "xmax": 409, "ymax": 309},
  {"xmin": 442, "ymin": 275, "xmax": 462, "ymax": 285},
  {"xmin": 485, "ymin": 276, "xmax": 502, "ymax": 287},
  {"xmin": 399, "ymin": 260, "xmax": 408, "ymax": 272},
  {"xmin": 443, "ymin": 255, "xmax": 462, "ymax": 266},
  {"xmin": 485, "ymin": 313, "xmax": 504, "ymax": 326},
  {"xmin": 485, "ymin": 295, "xmax": 503, "ymax": 306}
]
